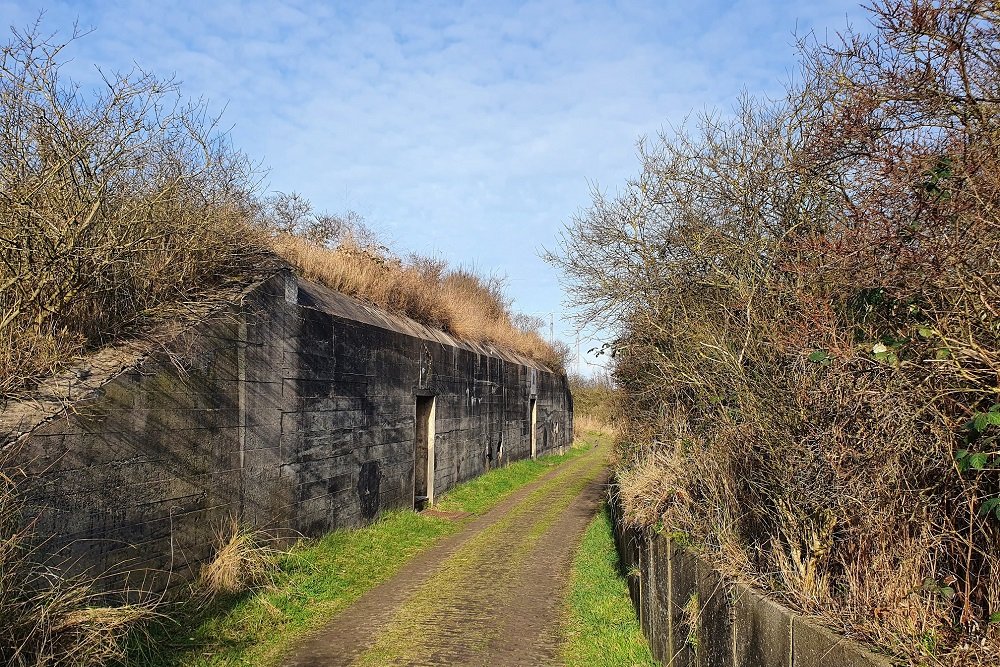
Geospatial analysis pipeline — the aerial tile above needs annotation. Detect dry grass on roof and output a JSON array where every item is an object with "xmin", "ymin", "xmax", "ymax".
[{"xmin": 271, "ymin": 234, "xmax": 565, "ymax": 370}]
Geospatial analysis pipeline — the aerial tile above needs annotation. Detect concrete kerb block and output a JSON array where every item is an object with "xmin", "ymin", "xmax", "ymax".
[
  {"xmin": 642, "ymin": 532, "xmax": 658, "ymax": 653},
  {"xmin": 697, "ymin": 561, "xmax": 735, "ymax": 667},
  {"xmin": 732, "ymin": 584, "xmax": 792, "ymax": 667},
  {"xmin": 649, "ymin": 534, "xmax": 673, "ymax": 662},
  {"xmin": 668, "ymin": 540, "xmax": 699, "ymax": 667},
  {"xmin": 791, "ymin": 615, "xmax": 895, "ymax": 667}
]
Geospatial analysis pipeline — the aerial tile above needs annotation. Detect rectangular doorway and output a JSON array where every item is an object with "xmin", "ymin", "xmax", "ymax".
[
  {"xmin": 529, "ymin": 397, "xmax": 537, "ymax": 459},
  {"xmin": 414, "ymin": 395, "xmax": 436, "ymax": 509}
]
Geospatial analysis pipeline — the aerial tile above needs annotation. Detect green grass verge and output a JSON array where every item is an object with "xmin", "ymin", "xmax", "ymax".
[
  {"xmin": 562, "ymin": 503, "xmax": 657, "ymax": 667},
  {"xmin": 135, "ymin": 442, "xmax": 592, "ymax": 667},
  {"xmin": 434, "ymin": 437, "xmax": 591, "ymax": 515}
]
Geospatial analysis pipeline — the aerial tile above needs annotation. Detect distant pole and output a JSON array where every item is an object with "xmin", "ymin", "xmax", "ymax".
[
  {"xmin": 550, "ymin": 314, "xmax": 554, "ymax": 342},
  {"xmin": 576, "ymin": 333, "xmax": 581, "ymax": 376}
]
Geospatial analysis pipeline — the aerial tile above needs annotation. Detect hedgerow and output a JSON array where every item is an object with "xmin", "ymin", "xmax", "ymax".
[{"xmin": 548, "ymin": 1, "xmax": 1000, "ymax": 663}]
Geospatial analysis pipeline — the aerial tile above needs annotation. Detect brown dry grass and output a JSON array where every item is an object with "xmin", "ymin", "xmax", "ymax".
[
  {"xmin": 272, "ymin": 234, "xmax": 565, "ymax": 370},
  {"xmin": 196, "ymin": 517, "xmax": 281, "ymax": 600},
  {"xmin": 572, "ymin": 413, "xmax": 614, "ymax": 439},
  {"xmin": 0, "ymin": 458, "xmax": 158, "ymax": 666}
]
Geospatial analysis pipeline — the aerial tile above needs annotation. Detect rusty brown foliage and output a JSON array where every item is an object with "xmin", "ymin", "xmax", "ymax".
[{"xmin": 548, "ymin": 2, "xmax": 1000, "ymax": 663}]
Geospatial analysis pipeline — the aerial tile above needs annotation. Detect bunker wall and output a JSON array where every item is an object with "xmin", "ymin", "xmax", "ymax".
[{"xmin": 11, "ymin": 271, "xmax": 572, "ymax": 589}]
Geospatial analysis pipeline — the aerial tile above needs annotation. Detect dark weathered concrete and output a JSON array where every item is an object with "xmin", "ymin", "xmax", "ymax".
[
  {"xmin": 608, "ymin": 489, "xmax": 896, "ymax": 667},
  {"xmin": 3, "ymin": 270, "xmax": 572, "ymax": 591}
]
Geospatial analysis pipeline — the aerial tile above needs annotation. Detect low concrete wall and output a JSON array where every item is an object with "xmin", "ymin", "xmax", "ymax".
[
  {"xmin": 2, "ymin": 270, "xmax": 572, "ymax": 590},
  {"xmin": 608, "ymin": 489, "xmax": 894, "ymax": 667}
]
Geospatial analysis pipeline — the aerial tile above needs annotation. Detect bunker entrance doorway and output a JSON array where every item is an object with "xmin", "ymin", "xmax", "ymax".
[
  {"xmin": 530, "ymin": 397, "xmax": 537, "ymax": 459},
  {"xmin": 414, "ymin": 395, "xmax": 436, "ymax": 510}
]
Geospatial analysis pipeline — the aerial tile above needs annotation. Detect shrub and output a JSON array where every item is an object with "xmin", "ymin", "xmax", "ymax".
[
  {"xmin": 548, "ymin": 1, "xmax": 1000, "ymax": 664},
  {"xmin": 0, "ymin": 21, "xmax": 272, "ymax": 398}
]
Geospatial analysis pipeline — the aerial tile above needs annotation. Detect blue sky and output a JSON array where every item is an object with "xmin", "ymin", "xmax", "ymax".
[{"xmin": 3, "ymin": 0, "xmax": 866, "ymax": 374}]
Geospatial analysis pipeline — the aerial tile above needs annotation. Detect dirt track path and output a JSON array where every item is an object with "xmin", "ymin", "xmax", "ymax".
[{"xmin": 283, "ymin": 444, "xmax": 608, "ymax": 667}]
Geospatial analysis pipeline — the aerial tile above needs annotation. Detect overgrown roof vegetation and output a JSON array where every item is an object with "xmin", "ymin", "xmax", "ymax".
[
  {"xmin": 0, "ymin": 23, "xmax": 564, "ymax": 400},
  {"xmin": 265, "ymin": 194, "xmax": 567, "ymax": 370},
  {"xmin": 548, "ymin": 1, "xmax": 1000, "ymax": 664}
]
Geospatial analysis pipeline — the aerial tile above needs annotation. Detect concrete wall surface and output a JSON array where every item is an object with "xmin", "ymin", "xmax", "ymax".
[
  {"xmin": 608, "ymin": 489, "xmax": 896, "ymax": 667},
  {"xmin": 2, "ymin": 270, "xmax": 572, "ymax": 590}
]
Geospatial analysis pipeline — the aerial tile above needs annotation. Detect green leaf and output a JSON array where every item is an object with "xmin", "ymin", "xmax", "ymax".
[
  {"xmin": 972, "ymin": 413, "xmax": 991, "ymax": 432},
  {"xmin": 980, "ymin": 498, "xmax": 1000, "ymax": 517},
  {"xmin": 969, "ymin": 452, "xmax": 989, "ymax": 470},
  {"xmin": 808, "ymin": 350, "xmax": 831, "ymax": 365},
  {"xmin": 917, "ymin": 327, "xmax": 935, "ymax": 339},
  {"xmin": 873, "ymin": 349, "xmax": 899, "ymax": 367},
  {"xmin": 939, "ymin": 586, "xmax": 956, "ymax": 600},
  {"xmin": 986, "ymin": 411, "xmax": 1000, "ymax": 427},
  {"xmin": 990, "ymin": 612, "xmax": 1000, "ymax": 624},
  {"xmin": 934, "ymin": 348, "xmax": 951, "ymax": 360}
]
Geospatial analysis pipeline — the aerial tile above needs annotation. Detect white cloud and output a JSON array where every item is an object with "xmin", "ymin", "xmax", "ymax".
[{"xmin": 2, "ymin": 0, "xmax": 868, "ymax": 373}]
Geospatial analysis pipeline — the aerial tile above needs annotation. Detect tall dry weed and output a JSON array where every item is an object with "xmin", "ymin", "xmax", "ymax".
[
  {"xmin": 0, "ymin": 459, "xmax": 157, "ymax": 666},
  {"xmin": 196, "ymin": 517, "xmax": 282, "ymax": 600}
]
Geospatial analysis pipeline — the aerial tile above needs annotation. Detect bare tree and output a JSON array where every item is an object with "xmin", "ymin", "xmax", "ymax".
[
  {"xmin": 547, "ymin": 2, "xmax": 1000, "ymax": 663},
  {"xmin": 0, "ymin": 19, "xmax": 268, "ymax": 396}
]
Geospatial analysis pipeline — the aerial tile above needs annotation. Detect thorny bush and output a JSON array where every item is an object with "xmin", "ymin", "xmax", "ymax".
[{"xmin": 548, "ymin": 1, "xmax": 1000, "ymax": 664}]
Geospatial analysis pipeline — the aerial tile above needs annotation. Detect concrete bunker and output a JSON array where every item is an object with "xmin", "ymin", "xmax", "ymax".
[{"xmin": 1, "ymin": 270, "xmax": 574, "ymax": 591}]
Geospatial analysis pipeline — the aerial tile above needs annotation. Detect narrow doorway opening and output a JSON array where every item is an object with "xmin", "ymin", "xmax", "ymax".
[
  {"xmin": 414, "ymin": 395, "xmax": 436, "ymax": 509},
  {"xmin": 529, "ymin": 397, "xmax": 537, "ymax": 459}
]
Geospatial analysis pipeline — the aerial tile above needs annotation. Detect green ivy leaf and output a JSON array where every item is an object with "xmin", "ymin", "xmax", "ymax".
[
  {"xmin": 917, "ymin": 327, "xmax": 935, "ymax": 339},
  {"xmin": 990, "ymin": 612, "xmax": 1000, "ymax": 624}
]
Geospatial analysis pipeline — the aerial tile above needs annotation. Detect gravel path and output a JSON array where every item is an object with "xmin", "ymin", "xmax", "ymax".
[{"xmin": 283, "ymin": 444, "xmax": 608, "ymax": 667}]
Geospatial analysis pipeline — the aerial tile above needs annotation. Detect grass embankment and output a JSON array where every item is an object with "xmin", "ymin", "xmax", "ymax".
[{"xmin": 139, "ymin": 445, "xmax": 588, "ymax": 667}]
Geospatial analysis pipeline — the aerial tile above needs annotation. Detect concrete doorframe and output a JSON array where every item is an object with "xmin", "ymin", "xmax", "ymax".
[
  {"xmin": 414, "ymin": 395, "xmax": 436, "ymax": 508},
  {"xmin": 529, "ymin": 397, "xmax": 537, "ymax": 459}
]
